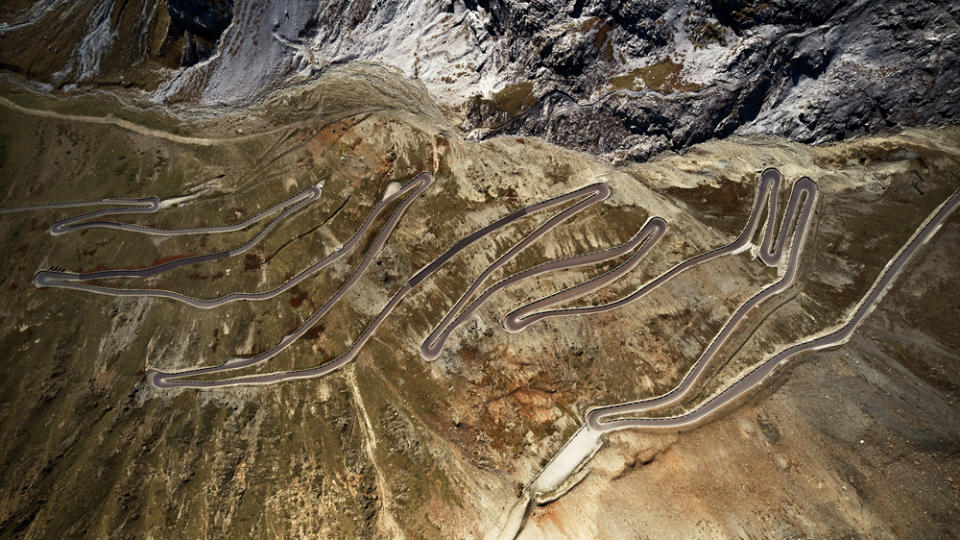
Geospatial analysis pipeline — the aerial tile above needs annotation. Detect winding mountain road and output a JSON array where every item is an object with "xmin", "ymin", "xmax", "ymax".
[
  {"xmin": 517, "ymin": 176, "xmax": 958, "ymax": 514},
  {"xmin": 27, "ymin": 184, "xmax": 321, "ymax": 294},
  {"xmin": 586, "ymin": 182, "xmax": 960, "ymax": 430},
  {"xmin": 149, "ymin": 174, "xmax": 652, "ymax": 387},
  {"xmin": 10, "ymin": 165, "xmax": 957, "ymax": 437},
  {"xmin": 583, "ymin": 169, "xmax": 819, "ymax": 428}
]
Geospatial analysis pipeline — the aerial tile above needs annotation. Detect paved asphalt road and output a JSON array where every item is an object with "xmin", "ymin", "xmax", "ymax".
[
  {"xmin": 586, "ymin": 182, "xmax": 960, "ymax": 431},
  {"xmin": 153, "ymin": 176, "xmax": 625, "ymax": 387},
  {"xmin": 506, "ymin": 168, "xmax": 808, "ymax": 329},
  {"xmin": 10, "ymin": 168, "xmax": 957, "ymax": 420},
  {"xmin": 583, "ymin": 169, "xmax": 818, "ymax": 428},
  {"xmin": 32, "ymin": 186, "xmax": 322, "ymax": 298}
]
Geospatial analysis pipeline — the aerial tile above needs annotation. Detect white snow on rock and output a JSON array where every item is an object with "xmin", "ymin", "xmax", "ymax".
[
  {"xmin": 155, "ymin": 0, "xmax": 505, "ymax": 107},
  {"xmin": 53, "ymin": 0, "xmax": 117, "ymax": 83}
]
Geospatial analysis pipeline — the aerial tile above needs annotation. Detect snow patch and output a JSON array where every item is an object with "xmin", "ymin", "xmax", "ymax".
[{"xmin": 53, "ymin": 0, "xmax": 117, "ymax": 83}]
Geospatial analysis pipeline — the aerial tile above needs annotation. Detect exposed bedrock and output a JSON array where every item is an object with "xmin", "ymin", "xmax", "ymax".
[
  {"xmin": 464, "ymin": 0, "xmax": 960, "ymax": 160},
  {"xmin": 164, "ymin": 0, "xmax": 235, "ymax": 67},
  {"xmin": 168, "ymin": 0, "xmax": 960, "ymax": 158},
  {"xmin": 1, "ymin": 0, "xmax": 958, "ymax": 159}
]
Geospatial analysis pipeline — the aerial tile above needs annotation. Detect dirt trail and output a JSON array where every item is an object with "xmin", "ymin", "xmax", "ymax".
[{"xmin": 0, "ymin": 95, "xmax": 296, "ymax": 146}]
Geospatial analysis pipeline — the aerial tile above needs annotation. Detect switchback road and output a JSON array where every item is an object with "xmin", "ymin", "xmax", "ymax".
[{"xmin": 12, "ymin": 167, "xmax": 957, "ymax": 431}]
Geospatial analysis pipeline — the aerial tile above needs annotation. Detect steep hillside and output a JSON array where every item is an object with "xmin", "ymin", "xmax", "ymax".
[{"xmin": 0, "ymin": 64, "xmax": 957, "ymax": 538}]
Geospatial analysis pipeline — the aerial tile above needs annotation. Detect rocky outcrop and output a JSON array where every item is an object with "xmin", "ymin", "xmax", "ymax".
[
  {"xmin": 459, "ymin": 0, "xmax": 960, "ymax": 160},
  {"xmin": 164, "ymin": 0, "xmax": 235, "ymax": 67},
  {"xmin": 151, "ymin": 0, "xmax": 958, "ymax": 159},
  {"xmin": 1, "ymin": 0, "xmax": 958, "ymax": 156}
]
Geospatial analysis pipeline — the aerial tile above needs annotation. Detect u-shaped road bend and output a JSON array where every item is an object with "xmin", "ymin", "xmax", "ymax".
[
  {"xmin": 504, "ymin": 168, "xmax": 811, "ymax": 329},
  {"xmin": 25, "ymin": 166, "xmax": 825, "ymax": 391},
  {"xmin": 0, "ymin": 196, "xmax": 160, "ymax": 218},
  {"xmin": 586, "ymin": 183, "xmax": 960, "ymax": 431},
  {"xmin": 3, "ymin": 181, "xmax": 319, "ymax": 237},
  {"xmin": 422, "ymin": 168, "xmax": 810, "ymax": 359},
  {"xmin": 583, "ymin": 172, "xmax": 817, "ymax": 427},
  {"xmin": 48, "ymin": 184, "xmax": 321, "ymax": 237},
  {"xmin": 149, "ymin": 167, "xmax": 811, "ymax": 387},
  {"xmin": 419, "ymin": 216, "xmax": 668, "ymax": 358},
  {"xmin": 34, "ymin": 176, "xmax": 432, "ymax": 307},
  {"xmin": 150, "ymin": 176, "xmax": 623, "ymax": 387},
  {"xmin": 34, "ymin": 186, "xmax": 323, "ymax": 296}
]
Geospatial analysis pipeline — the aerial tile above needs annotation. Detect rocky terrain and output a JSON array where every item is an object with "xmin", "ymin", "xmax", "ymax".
[
  {"xmin": 2, "ymin": 0, "xmax": 959, "ymax": 159},
  {"xmin": 1, "ymin": 1, "xmax": 959, "ymax": 539}
]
